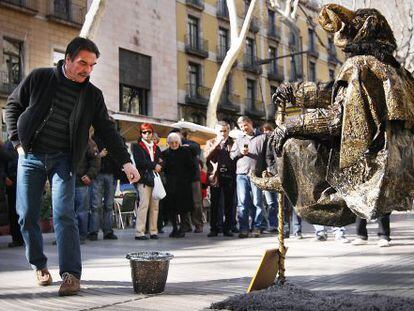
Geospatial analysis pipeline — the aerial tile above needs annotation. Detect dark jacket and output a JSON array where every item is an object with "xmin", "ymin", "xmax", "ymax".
[
  {"xmin": 4, "ymin": 141, "xmax": 18, "ymax": 183},
  {"xmin": 161, "ymin": 146, "xmax": 195, "ymax": 214},
  {"xmin": 204, "ymin": 136, "xmax": 236, "ymax": 187},
  {"xmin": 93, "ymin": 135, "xmax": 123, "ymax": 175},
  {"xmin": 76, "ymin": 139, "xmax": 101, "ymax": 187},
  {"xmin": 5, "ymin": 60, "xmax": 131, "ymax": 170},
  {"xmin": 131, "ymin": 140, "xmax": 162, "ymax": 187},
  {"xmin": 182, "ymin": 138, "xmax": 201, "ymax": 181}
]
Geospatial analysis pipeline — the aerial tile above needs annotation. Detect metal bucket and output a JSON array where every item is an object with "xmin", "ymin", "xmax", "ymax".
[{"xmin": 126, "ymin": 251, "xmax": 174, "ymax": 294}]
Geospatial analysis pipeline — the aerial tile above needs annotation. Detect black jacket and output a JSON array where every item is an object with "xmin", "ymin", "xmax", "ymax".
[
  {"xmin": 93, "ymin": 135, "xmax": 123, "ymax": 175},
  {"xmin": 131, "ymin": 141, "xmax": 161, "ymax": 187},
  {"xmin": 5, "ymin": 60, "xmax": 131, "ymax": 170},
  {"xmin": 76, "ymin": 139, "xmax": 101, "ymax": 187}
]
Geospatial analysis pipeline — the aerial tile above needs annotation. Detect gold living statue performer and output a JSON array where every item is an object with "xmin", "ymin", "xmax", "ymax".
[{"xmin": 252, "ymin": 4, "xmax": 414, "ymax": 225}]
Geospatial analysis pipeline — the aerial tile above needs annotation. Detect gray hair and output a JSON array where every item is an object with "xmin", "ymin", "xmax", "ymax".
[
  {"xmin": 167, "ymin": 132, "xmax": 182, "ymax": 145},
  {"xmin": 237, "ymin": 115, "xmax": 252, "ymax": 124}
]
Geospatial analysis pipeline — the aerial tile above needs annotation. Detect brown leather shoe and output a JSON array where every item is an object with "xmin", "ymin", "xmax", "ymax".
[
  {"xmin": 36, "ymin": 268, "xmax": 52, "ymax": 286},
  {"xmin": 58, "ymin": 273, "xmax": 80, "ymax": 296}
]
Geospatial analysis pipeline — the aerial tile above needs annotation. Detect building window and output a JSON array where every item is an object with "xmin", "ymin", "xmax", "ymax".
[
  {"xmin": 53, "ymin": 0, "xmax": 71, "ymax": 20},
  {"xmin": 244, "ymin": 0, "xmax": 251, "ymax": 13},
  {"xmin": 329, "ymin": 68, "xmax": 335, "ymax": 81},
  {"xmin": 120, "ymin": 85, "xmax": 148, "ymax": 115},
  {"xmin": 188, "ymin": 62, "xmax": 201, "ymax": 97},
  {"xmin": 1, "ymin": 37, "xmax": 23, "ymax": 94},
  {"xmin": 270, "ymin": 85, "xmax": 278, "ymax": 113},
  {"xmin": 290, "ymin": 57, "xmax": 297, "ymax": 81},
  {"xmin": 268, "ymin": 10, "xmax": 276, "ymax": 36},
  {"xmin": 188, "ymin": 15, "xmax": 199, "ymax": 48},
  {"xmin": 217, "ymin": 0, "xmax": 228, "ymax": 18},
  {"xmin": 289, "ymin": 31, "xmax": 297, "ymax": 48},
  {"xmin": 309, "ymin": 61, "xmax": 316, "ymax": 82},
  {"xmin": 268, "ymin": 46, "xmax": 277, "ymax": 72},
  {"xmin": 246, "ymin": 79, "xmax": 256, "ymax": 109},
  {"xmin": 189, "ymin": 112, "xmax": 205, "ymax": 125},
  {"xmin": 219, "ymin": 76, "xmax": 231, "ymax": 105},
  {"xmin": 308, "ymin": 28, "xmax": 315, "ymax": 51},
  {"xmin": 119, "ymin": 49, "xmax": 151, "ymax": 115},
  {"xmin": 246, "ymin": 37, "xmax": 255, "ymax": 64},
  {"xmin": 218, "ymin": 27, "xmax": 229, "ymax": 57},
  {"xmin": 53, "ymin": 50, "xmax": 65, "ymax": 66}
]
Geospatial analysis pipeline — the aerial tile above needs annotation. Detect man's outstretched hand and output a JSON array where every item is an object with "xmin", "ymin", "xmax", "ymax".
[{"xmin": 123, "ymin": 162, "xmax": 140, "ymax": 183}]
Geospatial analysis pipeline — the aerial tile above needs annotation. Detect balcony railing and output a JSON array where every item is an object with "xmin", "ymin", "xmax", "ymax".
[
  {"xmin": 289, "ymin": 71, "xmax": 303, "ymax": 82},
  {"xmin": 219, "ymin": 92, "xmax": 240, "ymax": 112},
  {"xmin": 243, "ymin": 55, "xmax": 262, "ymax": 75},
  {"xmin": 0, "ymin": 0, "xmax": 37, "ymax": 14},
  {"xmin": 244, "ymin": 98, "xmax": 265, "ymax": 116},
  {"xmin": 216, "ymin": 0, "xmax": 229, "ymax": 20},
  {"xmin": 186, "ymin": 0, "xmax": 204, "ymax": 11},
  {"xmin": 267, "ymin": 26, "xmax": 281, "ymax": 41},
  {"xmin": 185, "ymin": 35, "xmax": 209, "ymax": 58},
  {"xmin": 239, "ymin": 15, "xmax": 260, "ymax": 33},
  {"xmin": 46, "ymin": 1, "xmax": 86, "ymax": 28},
  {"xmin": 307, "ymin": 47, "xmax": 319, "ymax": 58},
  {"xmin": 0, "ymin": 70, "xmax": 20, "ymax": 95},
  {"xmin": 267, "ymin": 64, "xmax": 284, "ymax": 82},
  {"xmin": 185, "ymin": 83, "xmax": 211, "ymax": 106}
]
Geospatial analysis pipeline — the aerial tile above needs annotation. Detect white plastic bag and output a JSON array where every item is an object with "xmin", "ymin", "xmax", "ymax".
[{"xmin": 152, "ymin": 172, "xmax": 166, "ymax": 200}]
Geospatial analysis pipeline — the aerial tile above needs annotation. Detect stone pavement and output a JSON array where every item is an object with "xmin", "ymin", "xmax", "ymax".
[{"xmin": 0, "ymin": 212, "xmax": 413, "ymax": 310}]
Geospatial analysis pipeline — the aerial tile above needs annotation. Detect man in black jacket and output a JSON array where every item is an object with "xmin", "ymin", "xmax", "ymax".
[
  {"xmin": 89, "ymin": 134, "xmax": 120, "ymax": 241},
  {"xmin": 204, "ymin": 121, "xmax": 236, "ymax": 237},
  {"xmin": 5, "ymin": 37, "xmax": 140, "ymax": 296}
]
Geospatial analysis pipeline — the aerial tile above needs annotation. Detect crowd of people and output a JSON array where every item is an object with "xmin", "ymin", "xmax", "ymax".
[{"xmin": 1, "ymin": 36, "xmax": 393, "ymax": 297}]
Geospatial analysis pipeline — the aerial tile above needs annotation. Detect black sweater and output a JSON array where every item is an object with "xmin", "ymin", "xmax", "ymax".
[{"xmin": 5, "ymin": 60, "xmax": 131, "ymax": 170}]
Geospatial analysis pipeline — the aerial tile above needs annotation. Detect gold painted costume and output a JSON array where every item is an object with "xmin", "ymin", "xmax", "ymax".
[{"xmin": 251, "ymin": 4, "xmax": 414, "ymax": 224}]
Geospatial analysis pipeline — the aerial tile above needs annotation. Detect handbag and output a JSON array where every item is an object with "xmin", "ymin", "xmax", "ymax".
[{"xmin": 152, "ymin": 172, "xmax": 166, "ymax": 200}]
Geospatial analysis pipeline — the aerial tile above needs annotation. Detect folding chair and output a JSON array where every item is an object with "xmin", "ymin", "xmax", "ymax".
[{"xmin": 114, "ymin": 191, "xmax": 138, "ymax": 229}]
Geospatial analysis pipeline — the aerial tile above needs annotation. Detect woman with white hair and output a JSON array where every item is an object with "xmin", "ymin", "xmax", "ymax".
[{"xmin": 161, "ymin": 132, "xmax": 196, "ymax": 238}]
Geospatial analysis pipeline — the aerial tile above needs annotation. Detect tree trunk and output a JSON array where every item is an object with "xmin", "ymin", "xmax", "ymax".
[{"xmin": 79, "ymin": 0, "xmax": 106, "ymax": 39}]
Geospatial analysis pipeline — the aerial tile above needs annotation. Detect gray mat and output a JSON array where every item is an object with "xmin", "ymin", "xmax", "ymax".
[{"xmin": 209, "ymin": 283, "xmax": 414, "ymax": 311}]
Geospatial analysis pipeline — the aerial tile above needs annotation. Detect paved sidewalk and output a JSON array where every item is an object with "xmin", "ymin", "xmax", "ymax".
[{"xmin": 0, "ymin": 212, "xmax": 413, "ymax": 310}]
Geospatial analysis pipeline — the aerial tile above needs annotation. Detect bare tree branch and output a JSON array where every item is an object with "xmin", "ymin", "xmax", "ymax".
[
  {"xmin": 206, "ymin": 0, "xmax": 258, "ymax": 127},
  {"xmin": 79, "ymin": 0, "xmax": 106, "ymax": 39}
]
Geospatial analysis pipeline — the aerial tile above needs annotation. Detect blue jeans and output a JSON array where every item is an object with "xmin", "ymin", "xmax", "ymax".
[
  {"xmin": 264, "ymin": 191, "xmax": 290, "ymax": 233},
  {"xmin": 90, "ymin": 174, "xmax": 115, "ymax": 235},
  {"xmin": 74, "ymin": 186, "xmax": 89, "ymax": 241},
  {"xmin": 17, "ymin": 152, "xmax": 81, "ymax": 279},
  {"xmin": 291, "ymin": 208, "xmax": 302, "ymax": 235},
  {"xmin": 236, "ymin": 174, "xmax": 263, "ymax": 233}
]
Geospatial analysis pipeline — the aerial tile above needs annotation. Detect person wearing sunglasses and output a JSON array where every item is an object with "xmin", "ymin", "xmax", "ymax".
[{"xmin": 132, "ymin": 123, "xmax": 162, "ymax": 240}]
